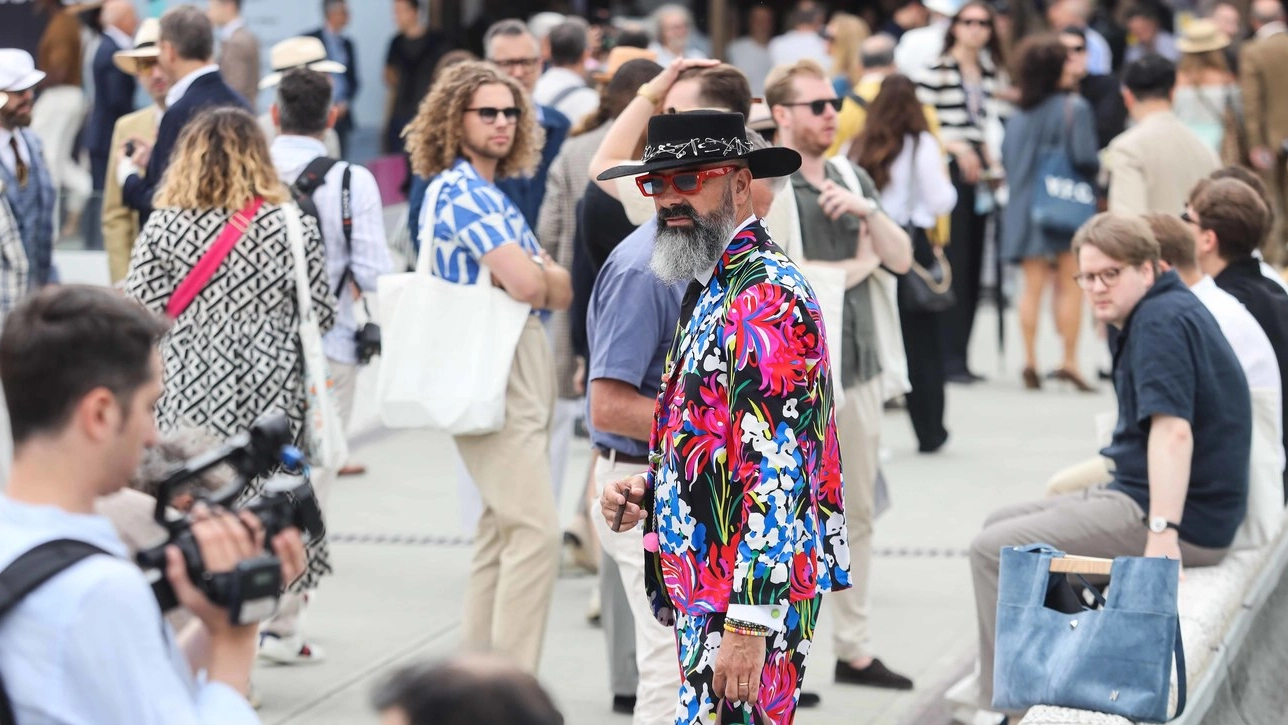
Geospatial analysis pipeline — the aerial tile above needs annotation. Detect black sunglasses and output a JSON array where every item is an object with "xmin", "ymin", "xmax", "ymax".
[
  {"xmin": 466, "ymin": 106, "xmax": 522, "ymax": 124},
  {"xmin": 778, "ymin": 97, "xmax": 843, "ymax": 116},
  {"xmin": 957, "ymin": 17, "xmax": 993, "ymax": 27}
]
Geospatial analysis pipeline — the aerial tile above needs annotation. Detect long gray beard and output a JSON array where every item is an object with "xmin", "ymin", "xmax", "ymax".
[{"xmin": 649, "ymin": 188, "xmax": 738, "ymax": 286}]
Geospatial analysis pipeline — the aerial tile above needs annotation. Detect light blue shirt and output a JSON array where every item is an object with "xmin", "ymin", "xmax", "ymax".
[
  {"xmin": 320, "ymin": 27, "xmax": 350, "ymax": 105},
  {"xmin": 1086, "ymin": 27, "xmax": 1113, "ymax": 76},
  {"xmin": 0, "ymin": 495, "xmax": 259, "ymax": 725}
]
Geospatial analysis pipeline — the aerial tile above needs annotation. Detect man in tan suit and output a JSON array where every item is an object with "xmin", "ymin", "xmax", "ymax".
[
  {"xmin": 1106, "ymin": 54, "xmax": 1219, "ymax": 215},
  {"xmin": 1240, "ymin": 0, "xmax": 1288, "ymax": 264},
  {"xmin": 208, "ymin": 0, "xmax": 260, "ymax": 110},
  {"xmin": 103, "ymin": 19, "xmax": 167, "ymax": 284}
]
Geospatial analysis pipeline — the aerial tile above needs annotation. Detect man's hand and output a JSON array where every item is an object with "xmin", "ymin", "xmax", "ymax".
[
  {"xmin": 640, "ymin": 57, "xmax": 720, "ymax": 108},
  {"xmin": 1145, "ymin": 530, "xmax": 1185, "ymax": 581},
  {"xmin": 600, "ymin": 474, "xmax": 647, "ymax": 532},
  {"xmin": 951, "ymin": 145, "xmax": 982, "ymax": 185},
  {"xmin": 125, "ymin": 136, "xmax": 152, "ymax": 170},
  {"xmin": 1250, "ymin": 146, "xmax": 1276, "ymax": 171},
  {"xmin": 819, "ymin": 179, "xmax": 873, "ymax": 221},
  {"xmin": 712, "ymin": 631, "xmax": 767, "ymax": 706}
]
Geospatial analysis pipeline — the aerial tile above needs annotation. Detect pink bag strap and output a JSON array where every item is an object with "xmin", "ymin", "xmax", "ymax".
[{"xmin": 165, "ymin": 197, "xmax": 265, "ymax": 319}]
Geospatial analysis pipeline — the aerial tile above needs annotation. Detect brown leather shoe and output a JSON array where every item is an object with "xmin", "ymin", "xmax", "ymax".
[{"xmin": 338, "ymin": 463, "xmax": 367, "ymax": 477}]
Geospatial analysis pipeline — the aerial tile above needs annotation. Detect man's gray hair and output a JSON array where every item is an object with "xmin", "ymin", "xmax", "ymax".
[
  {"xmin": 160, "ymin": 4, "xmax": 214, "ymax": 63},
  {"xmin": 651, "ymin": 4, "xmax": 693, "ymax": 41},
  {"xmin": 860, "ymin": 34, "xmax": 897, "ymax": 70},
  {"xmin": 528, "ymin": 11, "xmax": 566, "ymax": 40},
  {"xmin": 484, "ymin": 18, "xmax": 539, "ymax": 58},
  {"xmin": 322, "ymin": 0, "xmax": 346, "ymax": 13}
]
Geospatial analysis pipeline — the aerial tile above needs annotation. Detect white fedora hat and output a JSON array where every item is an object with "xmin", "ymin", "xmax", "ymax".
[
  {"xmin": 112, "ymin": 18, "xmax": 161, "ymax": 76},
  {"xmin": 0, "ymin": 50, "xmax": 45, "ymax": 93},
  {"xmin": 259, "ymin": 36, "xmax": 346, "ymax": 90}
]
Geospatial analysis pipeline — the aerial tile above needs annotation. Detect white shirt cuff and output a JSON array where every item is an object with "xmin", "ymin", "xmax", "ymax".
[
  {"xmin": 116, "ymin": 157, "xmax": 140, "ymax": 187},
  {"xmin": 727, "ymin": 603, "xmax": 787, "ymax": 633}
]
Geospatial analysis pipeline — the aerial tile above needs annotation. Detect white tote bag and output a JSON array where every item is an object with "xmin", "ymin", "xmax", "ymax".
[
  {"xmin": 376, "ymin": 177, "xmax": 531, "ymax": 434},
  {"xmin": 283, "ymin": 202, "xmax": 349, "ymax": 471}
]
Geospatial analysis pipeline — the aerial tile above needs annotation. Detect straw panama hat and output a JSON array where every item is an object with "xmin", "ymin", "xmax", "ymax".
[
  {"xmin": 259, "ymin": 36, "xmax": 347, "ymax": 90},
  {"xmin": 1178, "ymin": 19, "xmax": 1231, "ymax": 54},
  {"xmin": 113, "ymin": 18, "xmax": 161, "ymax": 76}
]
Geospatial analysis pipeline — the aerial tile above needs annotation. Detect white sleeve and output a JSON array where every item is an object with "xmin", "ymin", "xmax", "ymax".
[
  {"xmin": 726, "ymin": 603, "xmax": 788, "ymax": 633},
  {"xmin": 916, "ymin": 131, "xmax": 958, "ymax": 217},
  {"xmin": 60, "ymin": 571, "xmax": 260, "ymax": 725}
]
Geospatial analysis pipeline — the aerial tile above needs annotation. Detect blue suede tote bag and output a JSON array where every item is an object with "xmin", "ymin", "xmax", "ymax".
[
  {"xmin": 1030, "ymin": 98, "xmax": 1097, "ymax": 237},
  {"xmin": 992, "ymin": 544, "xmax": 1186, "ymax": 723}
]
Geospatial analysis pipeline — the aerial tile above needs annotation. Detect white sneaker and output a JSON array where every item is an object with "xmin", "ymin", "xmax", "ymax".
[{"xmin": 257, "ymin": 632, "xmax": 327, "ymax": 665}]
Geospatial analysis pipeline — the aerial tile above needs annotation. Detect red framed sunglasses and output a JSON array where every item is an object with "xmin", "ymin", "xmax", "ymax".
[{"xmin": 636, "ymin": 165, "xmax": 738, "ymax": 197}]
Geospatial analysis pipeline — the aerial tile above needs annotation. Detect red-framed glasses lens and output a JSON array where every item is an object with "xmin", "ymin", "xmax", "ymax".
[{"xmin": 636, "ymin": 165, "xmax": 738, "ymax": 197}]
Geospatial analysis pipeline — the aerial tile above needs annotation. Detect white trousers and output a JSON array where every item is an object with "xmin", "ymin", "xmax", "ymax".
[{"xmin": 30, "ymin": 86, "xmax": 91, "ymax": 218}]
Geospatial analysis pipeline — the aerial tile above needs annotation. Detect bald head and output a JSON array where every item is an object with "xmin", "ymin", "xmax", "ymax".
[
  {"xmin": 860, "ymin": 34, "xmax": 897, "ymax": 71},
  {"xmin": 102, "ymin": 0, "xmax": 139, "ymax": 36},
  {"xmin": 1048, "ymin": 0, "xmax": 1090, "ymax": 30},
  {"xmin": 1252, "ymin": 0, "xmax": 1285, "ymax": 26}
]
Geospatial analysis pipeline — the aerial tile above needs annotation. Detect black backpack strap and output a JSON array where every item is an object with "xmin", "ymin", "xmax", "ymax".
[
  {"xmin": 336, "ymin": 164, "xmax": 355, "ymax": 295},
  {"xmin": 848, "ymin": 92, "xmax": 869, "ymax": 110},
  {"xmin": 292, "ymin": 156, "xmax": 341, "ymax": 198},
  {"xmin": 0, "ymin": 539, "xmax": 110, "ymax": 725}
]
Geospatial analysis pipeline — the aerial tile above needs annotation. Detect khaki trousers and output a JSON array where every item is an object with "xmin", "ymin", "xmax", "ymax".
[
  {"xmin": 969, "ymin": 486, "xmax": 1228, "ymax": 707},
  {"xmin": 455, "ymin": 318, "xmax": 561, "ymax": 673},
  {"xmin": 591, "ymin": 452, "xmax": 680, "ymax": 725},
  {"xmin": 830, "ymin": 378, "xmax": 884, "ymax": 662}
]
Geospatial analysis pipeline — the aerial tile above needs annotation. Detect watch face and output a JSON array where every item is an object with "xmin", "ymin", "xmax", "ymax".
[{"xmin": 1149, "ymin": 518, "xmax": 1166, "ymax": 533}]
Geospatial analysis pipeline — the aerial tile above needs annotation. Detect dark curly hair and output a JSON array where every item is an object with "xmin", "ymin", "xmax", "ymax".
[
  {"xmin": 1014, "ymin": 34, "xmax": 1069, "ymax": 110},
  {"xmin": 850, "ymin": 75, "xmax": 930, "ymax": 190}
]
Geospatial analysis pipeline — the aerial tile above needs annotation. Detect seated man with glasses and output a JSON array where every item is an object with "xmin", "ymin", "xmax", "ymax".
[{"xmin": 967, "ymin": 212, "xmax": 1251, "ymax": 714}]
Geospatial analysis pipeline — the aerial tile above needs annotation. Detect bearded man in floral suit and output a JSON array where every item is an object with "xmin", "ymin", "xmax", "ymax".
[{"xmin": 600, "ymin": 110, "xmax": 851, "ymax": 725}]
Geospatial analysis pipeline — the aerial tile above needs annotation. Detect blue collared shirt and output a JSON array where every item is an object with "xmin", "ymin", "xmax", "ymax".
[
  {"xmin": 0, "ymin": 495, "xmax": 260, "ymax": 725},
  {"xmin": 320, "ymin": 28, "xmax": 350, "ymax": 104}
]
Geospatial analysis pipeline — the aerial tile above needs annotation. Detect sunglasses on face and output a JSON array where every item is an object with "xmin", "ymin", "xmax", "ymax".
[
  {"xmin": 778, "ymin": 97, "xmax": 844, "ymax": 116},
  {"xmin": 492, "ymin": 57, "xmax": 541, "ymax": 70},
  {"xmin": 1065, "ymin": 44, "xmax": 1087, "ymax": 53},
  {"xmin": 636, "ymin": 165, "xmax": 737, "ymax": 197},
  {"xmin": 957, "ymin": 17, "xmax": 993, "ymax": 28},
  {"xmin": 466, "ymin": 106, "xmax": 522, "ymax": 124}
]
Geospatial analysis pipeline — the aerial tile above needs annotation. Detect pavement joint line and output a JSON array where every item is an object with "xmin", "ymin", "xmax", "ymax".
[
  {"xmin": 271, "ymin": 620, "xmax": 461, "ymax": 725},
  {"xmin": 326, "ymin": 532, "xmax": 970, "ymax": 559}
]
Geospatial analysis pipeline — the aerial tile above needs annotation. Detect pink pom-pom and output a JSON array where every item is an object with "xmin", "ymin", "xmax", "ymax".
[{"xmin": 643, "ymin": 533, "xmax": 660, "ymax": 552}]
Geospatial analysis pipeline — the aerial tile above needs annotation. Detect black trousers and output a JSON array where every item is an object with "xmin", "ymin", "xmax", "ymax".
[
  {"xmin": 941, "ymin": 162, "xmax": 989, "ymax": 377},
  {"xmin": 899, "ymin": 229, "xmax": 948, "ymax": 450}
]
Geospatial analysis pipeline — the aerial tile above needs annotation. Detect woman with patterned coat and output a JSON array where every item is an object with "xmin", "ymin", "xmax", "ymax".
[{"xmin": 123, "ymin": 108, "xmax": 336, "ymax": 624}]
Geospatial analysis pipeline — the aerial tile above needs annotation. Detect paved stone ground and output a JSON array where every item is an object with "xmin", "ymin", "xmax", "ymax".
[{"xmin": 246, "ymin": 297, "xmax": 1116, "ymax": 725}]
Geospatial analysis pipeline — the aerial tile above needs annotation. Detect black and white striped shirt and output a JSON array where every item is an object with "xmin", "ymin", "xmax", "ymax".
[{"xmin": 915, "ymin": 53, "xmax": 1011, "ymax": 147}]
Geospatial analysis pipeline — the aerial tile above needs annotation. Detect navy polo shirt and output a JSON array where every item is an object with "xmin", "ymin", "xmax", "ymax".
[{"xmin": 1102, "ymin": 270, "xmax": 1251, "ymax": 549}]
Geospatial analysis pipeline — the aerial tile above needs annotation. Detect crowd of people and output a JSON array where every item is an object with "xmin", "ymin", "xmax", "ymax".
[{"xmin": 0, "ymin": 0, "xmax": 1285, "ymax": 724}]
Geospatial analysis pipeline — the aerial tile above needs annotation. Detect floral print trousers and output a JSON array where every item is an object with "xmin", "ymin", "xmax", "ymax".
[{"xmin": 673, "ymin": 595, "xmax": 821, "ymax": 725}]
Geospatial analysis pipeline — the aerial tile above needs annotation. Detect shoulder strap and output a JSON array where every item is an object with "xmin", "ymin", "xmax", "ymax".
[
  {"xmin": 335, "ymin": 164, "xmax": 355, "ymax": 295},
  {"xmin": 166, "ymin": 197, "xmax": 265, "ymax": 319},
  {"xmin": 549, "ymin": 81, "xmax": 589, "ymax": 109},
  {"xmin": 848, "ymin": 92, "xmax": 869, "ymax": 110},
  {"xmin": 826, "ymin": 156, "xmax": 865, "ymax": 197},
  {"xmin": 0, "ymin": 539, "xmax": 111, "ymax": 725},
  {"xmin": 292, "ymin": 156, "xmax": 341, "ymax": 198}
]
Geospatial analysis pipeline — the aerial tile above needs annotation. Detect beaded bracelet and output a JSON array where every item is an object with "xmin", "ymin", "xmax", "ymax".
[{"xmin": 723, "ymin": 617, "xmax": 771, "ymax": 637}]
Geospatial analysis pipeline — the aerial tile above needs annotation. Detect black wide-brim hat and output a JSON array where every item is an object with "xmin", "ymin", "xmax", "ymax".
[{"xmin": 596, "ymin": 110, "xmax": 801, "ymax": 181}]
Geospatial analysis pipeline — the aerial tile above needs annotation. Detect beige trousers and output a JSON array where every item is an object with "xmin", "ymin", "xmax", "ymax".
[
  {"xmin": 592, "ymin": 452, "xmax": 680, "ymax": 725},
  {"xmin": 829, "ymin": 378, "xmax": 884, "ymax": 662},
  {"xmin": 969, "ymin": 486, "xmax": 1228, "ymax": 707},
  {"xmin": 455, "ymin": 318, "xmax": 561, "ymax": 672}
]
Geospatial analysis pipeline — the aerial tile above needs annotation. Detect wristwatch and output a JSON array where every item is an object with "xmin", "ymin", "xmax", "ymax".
[{"xmin": 1144, "ymin": 516, "xmax": 1180, "ymax": 534}]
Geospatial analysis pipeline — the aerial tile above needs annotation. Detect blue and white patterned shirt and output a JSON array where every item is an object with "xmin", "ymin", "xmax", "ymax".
[{"xmin": 419, "ymin": 158, "xmax": 544, "ymax": 294}]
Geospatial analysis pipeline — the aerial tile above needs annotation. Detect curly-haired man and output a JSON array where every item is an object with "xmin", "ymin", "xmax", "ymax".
[{"xmin": 402, "ymin": 61, "xmax": 573, "ymax": 673}]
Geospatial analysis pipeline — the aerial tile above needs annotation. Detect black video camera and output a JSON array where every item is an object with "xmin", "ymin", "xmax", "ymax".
[{"xmin": 135, "ymin": 413, "xmax": 326, "ymax": 625}]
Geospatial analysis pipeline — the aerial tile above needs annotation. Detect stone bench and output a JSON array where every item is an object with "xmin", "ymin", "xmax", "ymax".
[{"xmin": 1019, "ymin": 510, "xmax": 1288, "ymax": 725}]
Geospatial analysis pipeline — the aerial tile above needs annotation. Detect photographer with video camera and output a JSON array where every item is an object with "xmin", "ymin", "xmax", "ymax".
[{"xmin": 0, "ymin": 285, "xmax": 307, "ymax": 724}]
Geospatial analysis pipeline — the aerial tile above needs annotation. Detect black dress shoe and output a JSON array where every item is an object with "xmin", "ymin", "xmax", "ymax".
[
  {"xmin": 918, "ymin": 431, "xmax": 949, "ymax": 454},
  {"xmin": 611, "ymin": 695, "xmax": 636, "ymax": 714},
  {"xmin": 945, "ymin": 370, "xmax": 986, "ymax": 384},
  {"xmin": 834, "ymin": 658, "xmax": 915, "ymax": 690},
  {"xmin": 798, "ymin": 691, "xmax": 821, "ymax": 708}
]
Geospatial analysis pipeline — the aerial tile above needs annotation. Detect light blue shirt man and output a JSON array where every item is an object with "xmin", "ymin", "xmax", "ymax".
[{"xmin": 0, "ymin": 495, "xmax": 259, "ymax": 724}]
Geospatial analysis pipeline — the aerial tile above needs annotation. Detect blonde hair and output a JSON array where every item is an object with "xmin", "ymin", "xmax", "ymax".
[
  {"xmin": 1072, "ymin": 213, "xmax": 1161, "ymax": 268},
  {"xmin": 1177, "ymin": 49, "xmax": 1230, "ymax": 79},
  {"xmin": 154, "ymin": 108, "xmax": 288, "ymax": 210},
  {"xmin": 764, "ymin": 59, "xmax": 829, "ymax": 109},
  {"xmin": 403, "ymin": 61, "xmax": 543, "ymax": 180},
  {"xmin": 828, "ymin": 13, "xmax": 871, "ymax": 88}
]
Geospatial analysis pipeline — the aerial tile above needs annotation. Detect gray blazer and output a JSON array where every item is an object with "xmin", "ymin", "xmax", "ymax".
[
  {"xmin": 1000, "ymin": 93, "xmax": 1100, "ymax": 263},
  {"xmin": 218, "ymin": 26, "xmax": 260, "ymax": 112}
]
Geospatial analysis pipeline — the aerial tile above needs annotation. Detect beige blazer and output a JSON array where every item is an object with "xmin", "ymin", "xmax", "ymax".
[
  {"xmin": 1240, "ymin": 30, "xmax": 1288, "ymax": 151},
  {"xmin": 1105, "ymin": 110, "xmax": 1220, "ymax": 215},
  {"xmin": 218, "ymin": 26, "xmax": 261, "ymax": 112},
  {"xmin": 103, "ymin": 105, "xmax": 160, "ymax": 284}
]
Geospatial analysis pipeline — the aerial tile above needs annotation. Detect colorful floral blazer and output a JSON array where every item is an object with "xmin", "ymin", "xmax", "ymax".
[{"xmin": 644, "ymin": 219, "xmax": 851, "ymax": 625}]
